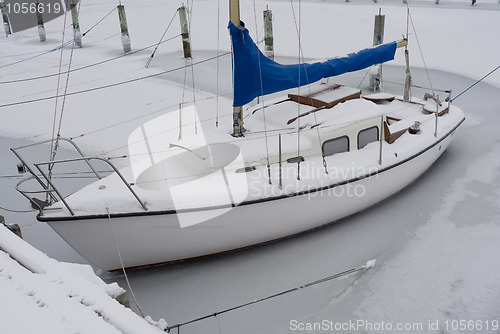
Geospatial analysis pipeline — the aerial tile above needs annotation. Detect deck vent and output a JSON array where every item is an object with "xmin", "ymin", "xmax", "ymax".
[
  {"xmin": 236, "ymin": 166, "xmax": 257, "ymax": 173},
  {"xmin": 286, "ymin": 156, "xmax": 305, "ymax": 164}
]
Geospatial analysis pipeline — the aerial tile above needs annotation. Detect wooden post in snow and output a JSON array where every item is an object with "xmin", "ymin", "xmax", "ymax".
[
  {"xmin": 0, "ymin": 2, "xmax": 11, "ymax": 36},
  {"xmin": 263, "ymin": 6, "xmax": 274, "ymax": 60},
  {"xmin": 370, "ymin": 9, "xmax": 385, "ymax": 92},
  {"xmin": 35, "ymin": 2, "xmax": 46, "ymax": 42},
  {"xmin": 178, "ymin": 5, "xmax": 191, "ymax": 58},
  {"xmin": 373, "ymin": 10, "xmax": 385, "ymax": 46},
  {"xmin": 229, "ymin": 0, "xmax": 244, "ymax": 137},
  {"xmin": 70, "ymin": 2, "xmax": 82, "ymax": 48},
  {"xmin": 117, "ymin": 4, "xmax": 131, "ymax": 53}
]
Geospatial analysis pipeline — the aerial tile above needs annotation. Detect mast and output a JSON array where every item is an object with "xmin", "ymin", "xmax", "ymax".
[
  {"xmin": 229, "ymin": 0, "xmax": 244, "ymax": 137},
  {"xmin": 402, "ymin": 8, "xmax": 412, "ymax": 102},
  {"xmin": 229, "ymin": 0, "xmax": 240, "ymax": 25}
]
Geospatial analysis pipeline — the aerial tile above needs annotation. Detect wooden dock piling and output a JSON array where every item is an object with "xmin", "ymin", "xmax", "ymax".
[
  {"xmin": 370, "ymin": 9, "xmax": 385, "ymax": 92},
  {"xmin": 0, "ymin": 215, "xmax": 22, "ymax": 239},
  {"xmin": 70, "ymin": 2, "xmax": 82, "ymax": 47},
  {"xmin": 35, "ymin": 2, "xmax": 46, "ymax": 42},
  {"xmin": 0, "ymin": 1, "xmax": 11, "ymax": 36},
  {"xmin": 263, "ymin": 7, "xmax": 274, "ymax": 60},
  {"xmin": 178, "ymin": 5, "xmax": 191, "ymax": 58},
  {"xmin": 117, "ymin": 4, "xmax": 131, "ymax": 53}
]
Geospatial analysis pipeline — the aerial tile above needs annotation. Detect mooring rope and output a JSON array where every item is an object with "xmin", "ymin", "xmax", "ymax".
[
  {"xmin": 106, "ymin": 207, "xmax": 145, "ymax": 318},
  {"xmin": 146, "ymin": 10, "xmax": 178, "ymax": 68},
  {"xmin": 165, "ymin": 260, "xmax": 376, "ymax": 332},
  {"xmin": 81, "ymin": 6, "xmax": 117, "ymax": 37},
  {"xmin": 0, "ymin": 37, "xmax": 74, "ymax": 69},
  {"xmin": 0, "ymin": 52, "xmax": 231, "ymax": 109},
  {"xmin": 408, "ymin": 10, "xmax": 434, "ymax": 96},
  {"xmin": 450, "ymin": 65, "xmax": 500, "ymax": 103},
  {"xmin": 0, "ymin": 6, "xmax": 116, "ymax": 70},
  {"xmin": 0, "ymin": 205, "xmax": 36, "ymax": 213},
  {"xmin": 0, "ymin": 35, "xmax": 180, "ymax": 85}
]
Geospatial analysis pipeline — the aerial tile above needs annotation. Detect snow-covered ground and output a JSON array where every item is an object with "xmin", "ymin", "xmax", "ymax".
[
  {"xmin": 1, "ymin": 0, "xmax": 499, "ymax": 333},
  {"xmin": 0, "ymin": 223, "xmax": 168, "ymax": 334}
]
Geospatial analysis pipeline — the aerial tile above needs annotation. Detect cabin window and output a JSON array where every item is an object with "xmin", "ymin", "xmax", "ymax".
[
  {"xmin": 358, "ymin": 126, "xmax": 379, "ymax": 150},
  {"xmin": 322, "ymin": 136, "xmax": 349, "ymax": 157}
]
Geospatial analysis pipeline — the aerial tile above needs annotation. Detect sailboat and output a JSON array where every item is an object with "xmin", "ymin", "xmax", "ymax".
[{"xmin": 12, "ymin": 1, "xmax": 465, "ymax": 271}]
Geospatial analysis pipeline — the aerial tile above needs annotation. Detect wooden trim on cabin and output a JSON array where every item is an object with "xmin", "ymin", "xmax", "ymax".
[
  {"xmin": 386, "ymin": 116, "xmax": 401, "ymax": 124},
  {"xmin": 422, "ymin": 105, "xmax": 449, "ymax": 116},
  {"xmin": 362, "ymin": 95, "xmax": 395, "ymax": 104},
  {"xmin": 384, "ymin": 121, "xmax": 407, "ymax": 144},
  {"xmin": 288, "ymin": 84, "xmax": 361, "ymax": 109},
  {"xmin": 325, "ymin": 91, "xmax": 362, "ymax": 108},
  {"xmin": 288, "ymin": 84, "xmax": 341, "ymax": 107}
]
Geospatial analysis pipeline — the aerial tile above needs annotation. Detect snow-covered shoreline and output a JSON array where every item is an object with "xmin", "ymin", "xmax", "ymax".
[{"xmin": 0, "ymin": 223, "xmax": 168, "ymax": 334}]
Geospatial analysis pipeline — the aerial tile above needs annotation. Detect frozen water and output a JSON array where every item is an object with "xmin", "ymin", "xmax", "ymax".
[{"xmin": 1, "ymin": 0, "xmax": 499, "ymax": 333}]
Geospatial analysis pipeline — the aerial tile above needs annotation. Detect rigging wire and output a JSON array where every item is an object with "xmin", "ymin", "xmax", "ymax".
[
  {"xmin": 49, "ymin": 3, "xmax": 71, "ymax": 186},
  {"xmin": 287, "ymin": 0, "xmax": 327, "ymax": 174},
  {"xmin": 402, "ymin": 6, "xmax": 413, "ymax": 102},
  {"xmin": 49, "ymin": 0, "xmax": 84, "ymax": 184},
  {"xmin": 407, "ymin": 10, "xmax": 434, "ymax": 96},
  {"xmin": 288, "ymin": 0, "xmax": 312, "ymax": 95},
  {"xmin": 357, "ymin": 66, "xmax": 373, "ymax": 89},
  {"xmin": 0, "ymin": 6, "xmax": 117, "ymax": 70},
  {"xmin": 165, "ymin": 261, "xmax": 375, "ymax": 332},
  {"xmin": 253, "ymin": 0, "xmax": 272, "ymax": 184},
  {"xmin": 297, "ymin": 0, "xmax": 302, "ymax": 180},
  {"xmin": 0, "ymin": 52, "xmax": 231, "ymax": 109},
  {"xmin": 69, "ymin": 93, "xmax": 228, "ymax": 147},
  {"xmin": 0, "ymin": 34, "xmax": 74, "ymax": 70},
  {"xmin": 104, "ymin": 98, "xmax": 421, "ymax": 170},
  {"xmin": 0, "ymin": 47, "xmax": 65, "ymax": 59},
  {"xmin": 216, "ymin": 0, "xmax": 221, "ymax": 127},
  {"xmin": 81, "ymin": 6, "xmax": 116, "ymax": 37},
  {"xmin": 292, "ymin": 0, "xmax": 303, "ymax": 180},
  {"xmin": 187, "ymin": 1, "xmax": 198, "ymax": 135},
  {"xmin": 451, "ymin": 65, "xmax": 500, "ymax": 103},
  {"xmin": 0, "ymin": 35, "xmax": 180, "ymax": 85}
]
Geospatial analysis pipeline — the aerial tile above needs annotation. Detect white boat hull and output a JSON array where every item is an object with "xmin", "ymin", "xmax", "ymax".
[{"xmin": 42, "ymin": 123, "xmax": 461, "ymax": 271}]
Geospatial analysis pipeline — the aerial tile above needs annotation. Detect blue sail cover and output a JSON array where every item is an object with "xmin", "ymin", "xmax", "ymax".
[{"xmin": 229, "ymin": 21, "xmax": 398, "ymax": 107}]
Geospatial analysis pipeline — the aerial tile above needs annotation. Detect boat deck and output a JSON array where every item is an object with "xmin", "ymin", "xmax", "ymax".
[{"xmin": 39, "ymin": 83, "xmax": 465, "ymax": 218}]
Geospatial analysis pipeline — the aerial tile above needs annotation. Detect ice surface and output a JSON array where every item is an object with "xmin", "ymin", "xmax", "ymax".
[{"xmin": 0, "ymin": 0, "xmax": 499, "ymax": 333}]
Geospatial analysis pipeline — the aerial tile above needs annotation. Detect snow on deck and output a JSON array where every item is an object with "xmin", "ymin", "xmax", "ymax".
[
  {"xmin": 42, "ymin": 92, "xmax": 464, "ymax": 217},
  {"xmin": 0, "ymin": 224, "xmax": 166, "ymax": 334}
]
